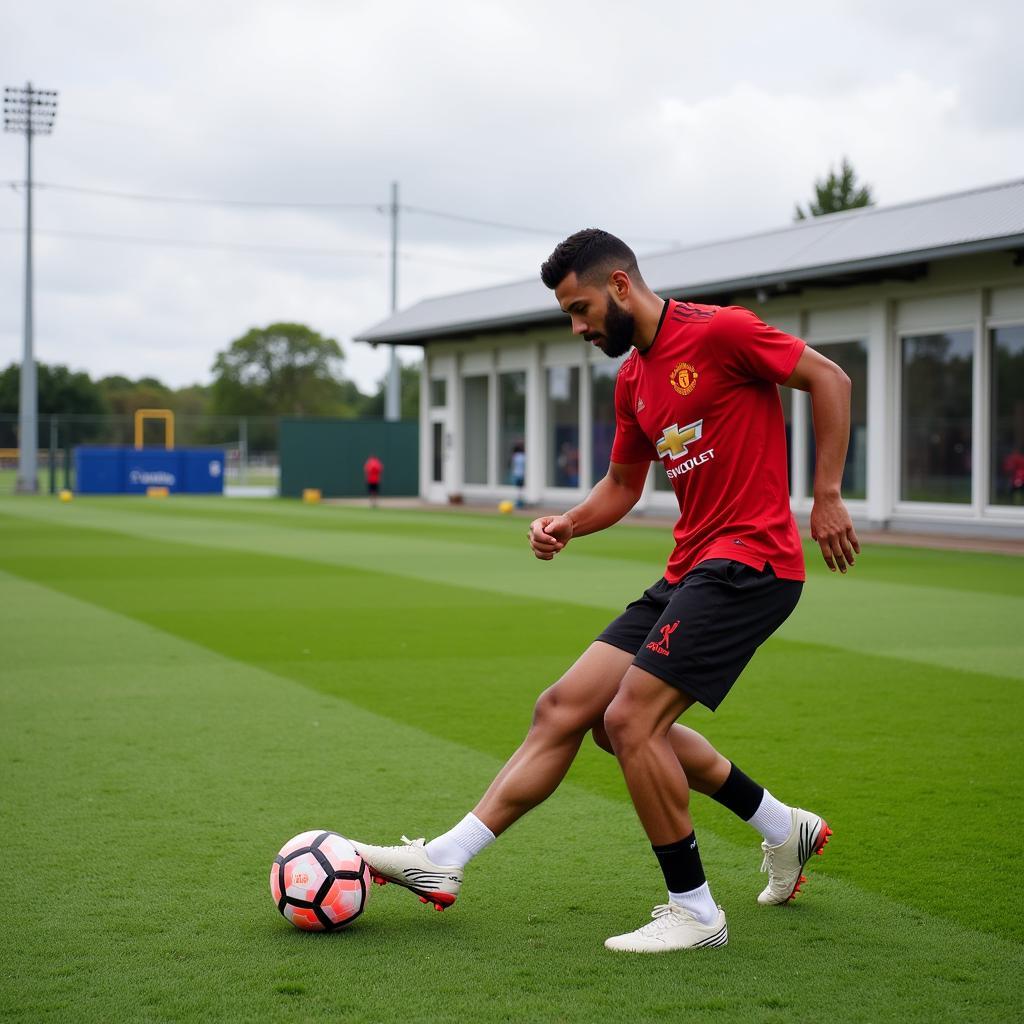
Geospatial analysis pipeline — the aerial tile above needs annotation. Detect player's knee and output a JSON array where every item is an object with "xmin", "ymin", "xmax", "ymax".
[
  {"xmin": 591, "ymin": 722, "xmax": 614, "ymax": 754},
  {"xmin": 530, "ymin": 686, "xmax": 586, "ymax": 739},
  {"xmin": 602, "ymin": 697, "xmax": 641, "ymax": 753}
]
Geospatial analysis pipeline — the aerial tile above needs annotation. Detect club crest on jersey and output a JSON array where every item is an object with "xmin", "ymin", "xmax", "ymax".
[
  {"xmin": 656, "ymin": 420, "xmax": 703, "ymax": 460},
  {"xmin": 669, "ymin": 361, "xmax": 699, "ymax": 397}
]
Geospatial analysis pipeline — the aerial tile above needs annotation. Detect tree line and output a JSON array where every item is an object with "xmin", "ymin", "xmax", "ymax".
[{"xmin": 0, "ymin": 322, "xmax": 420, "ymax": 448}]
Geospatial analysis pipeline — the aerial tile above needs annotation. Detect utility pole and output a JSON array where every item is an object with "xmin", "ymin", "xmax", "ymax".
[
  {"xmin": 385, "ymin": 180, "xmax": 401, "ymax": 421},
  {"xmin": 4, "ymin": 82, "xmax": 58, "ymax": 493}
]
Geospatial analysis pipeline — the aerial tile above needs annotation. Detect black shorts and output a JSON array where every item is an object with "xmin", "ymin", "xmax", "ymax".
[
  {"xmin": 367, "ymin": 482, "xmax": 380, "ymax": 495},
  {"xmin": 596, "ymin": 560, "xmax": 802, "ymax": 711}
]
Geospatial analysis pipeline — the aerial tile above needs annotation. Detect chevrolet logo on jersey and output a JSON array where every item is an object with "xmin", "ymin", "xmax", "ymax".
[{"xmin": 656, "ymin": 420, "xmax": 703, "ymax": 460}]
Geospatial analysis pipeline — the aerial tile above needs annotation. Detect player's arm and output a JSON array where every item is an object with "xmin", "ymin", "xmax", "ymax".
[
  {"xmin": 784, "ymin": 346, "xmax": 861, "ymax": 573},
  {"xmin": 528, "ymin": 460, "xmax": 649, "ymax": 561}
]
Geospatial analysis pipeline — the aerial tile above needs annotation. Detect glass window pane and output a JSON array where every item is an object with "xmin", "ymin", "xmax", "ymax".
[
  {"xmin": 991, "ymin": 325, "xmax": 1024, "ymax": 506},
  {"xmin": 779, "ymin": 385, "xmax": 793, "ymax": 494},
  {"xmin": 430, "ymin": 379, "xmax": 447, "ymax": 407},
  {"xmin": 498, "ymin": 372, "xmax": 527, "ymax": 487},
  {"xmin": 547, "ymin": 366, "xmax": 579, "ymax": 487},
  {"xmin": 805, "ymin": 341, "xmax": 867, "ymax": 499},
  {"xmin": 901, "ymin": 331, "xmax": 973, "ymax": 503},
  {"xmin": 591, "ymin": 359, "xmax": 624, "ymax": 483},
  {"xmin": 463, "ymin": 375, "xmax": 489, "ymax": 485},
  {"xmin": 432, "ymin": 422, "xmax": 444, "ymax": 483}
]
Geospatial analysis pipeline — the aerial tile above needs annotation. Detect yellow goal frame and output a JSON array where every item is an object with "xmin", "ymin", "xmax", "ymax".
[{"xmin": 134, "ymin": 408, "xmax": 175, "ymax": 450}]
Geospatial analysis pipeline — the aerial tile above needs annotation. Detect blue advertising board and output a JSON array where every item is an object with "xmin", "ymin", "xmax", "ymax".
[
  {"xmin": 74, "ymin": 447, "xmax": 225, "ymax": 495},
  {"xmin": 124, "ymin": 450, "xmax": 181, "ymax": 494}
]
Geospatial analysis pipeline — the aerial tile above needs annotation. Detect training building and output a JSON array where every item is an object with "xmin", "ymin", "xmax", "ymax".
[{"xmin": 356, "ymin": 179, "xmax": 1024, "ymax": 537}]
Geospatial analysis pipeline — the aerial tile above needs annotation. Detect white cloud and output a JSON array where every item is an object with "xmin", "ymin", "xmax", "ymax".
[{"xmin": 1, "ymin": 0, "xmax": 1022, "ymax": 391}]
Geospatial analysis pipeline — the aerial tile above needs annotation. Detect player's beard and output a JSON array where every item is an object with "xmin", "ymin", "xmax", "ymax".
[{"xmin": 597, "ymin": 295, "xmax": 635, "ymax": 357}]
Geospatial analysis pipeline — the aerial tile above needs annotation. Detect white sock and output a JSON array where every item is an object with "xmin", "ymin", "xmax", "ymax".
[
  {"xmin": 668, "ymin": 882, "xmax": 717, "ymax": 925},
  {"xmin": 425, "ymin": 813, "xmax": 495, "ymax": 869},
  {"xmin": 749, "ymin": 790, "xmax": 793, "ymax": 847}
]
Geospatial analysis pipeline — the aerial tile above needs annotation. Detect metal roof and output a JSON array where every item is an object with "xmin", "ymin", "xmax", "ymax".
[{"xmin": 355, "ymin": 178, "xmax": 1024, "ymax": 345}]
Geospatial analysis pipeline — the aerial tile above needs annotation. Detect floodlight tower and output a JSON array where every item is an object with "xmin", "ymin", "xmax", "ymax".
[{"xmin": 4, "ymin": 82, "xmax": 58, "ymax": 493}]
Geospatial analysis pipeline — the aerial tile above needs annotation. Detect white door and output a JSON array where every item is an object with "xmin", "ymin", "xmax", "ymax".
[{"xmin": 427, "ymin": 409, "xmax": 452, "ymax": 503}]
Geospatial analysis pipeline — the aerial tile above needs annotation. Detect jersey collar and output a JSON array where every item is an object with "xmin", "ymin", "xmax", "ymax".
[{"xmin": 638, "ymin": 298, "xmax": 672, "ymax": 357}]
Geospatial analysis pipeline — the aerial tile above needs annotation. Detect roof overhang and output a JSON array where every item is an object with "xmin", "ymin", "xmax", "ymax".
[{"xmin": 357, "ymin": 235, "xmax": 1024, "ymax": 347}]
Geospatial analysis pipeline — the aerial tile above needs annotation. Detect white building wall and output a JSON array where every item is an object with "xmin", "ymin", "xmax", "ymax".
[{"xmin": 416, "ymin": 253, "xmax": 1024, "ymax": 537}]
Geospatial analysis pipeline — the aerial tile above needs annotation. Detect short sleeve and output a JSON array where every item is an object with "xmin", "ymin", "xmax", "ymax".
[
  {"xmin": 709, "ymin": 306, "xmax": 805, "ymax": 384},
  {"xmin": 609, "ymin": 366, "xmax": 656, "ymax": 465}
]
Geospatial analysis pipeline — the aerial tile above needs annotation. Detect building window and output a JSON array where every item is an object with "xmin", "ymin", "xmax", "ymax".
[
  {"xmin": 901, "ymin": 331, "xmax": 973, "ymax": 503},
  {"xmin": 991, "ymin": 325, "xmax": 1024, "ymax": 506},
  {"xmin": 779, "ymin": 385, "xmax": 793, "ymax": 493},
  {"xmin": 591, "ymin": 361, "xmax": 622, "ymax": 483},
  {"xmin": 430, "ymin": 379, "xmax": 447, "ymax": 407},
  {"xmin": 463, "ymin": 375, "xmax": 489, "ymax": 485},
  {"xmin": 805, "ymin": 341, "xmax": 867, "ymax": 499},
  {"xmin": 547, "ymin": 366, "xmax": 580, "ymax": 487},
  {"xmin": 432, "ymin": 422, "xmax": 444, "ymax": 484},
  {"xmin": 498, "ymin": 372, "xmax": 527, "ymax": 486}
]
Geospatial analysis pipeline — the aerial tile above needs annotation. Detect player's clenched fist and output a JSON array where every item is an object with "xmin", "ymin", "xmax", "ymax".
[{"xmin": 528, "ymin": 514, "xmax": 573, "ymax": 560}]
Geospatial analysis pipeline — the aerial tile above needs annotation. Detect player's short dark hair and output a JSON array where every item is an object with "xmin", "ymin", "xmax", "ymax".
[{"xmin": 540, "ymin": 229, "xmax": 639, "ymax": 290}]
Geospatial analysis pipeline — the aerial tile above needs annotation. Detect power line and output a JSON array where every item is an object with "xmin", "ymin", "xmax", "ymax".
[
  {"xmin": 12, "ymin": 180, "xmax": 382, "ymax": 211},
  {"xmin": 1, "ymin": 178, "xmax": 681, "ymax": 246},
  {"xmin": 0, "ymin": 225, "xmax": 383, "ymax": 258},
  {"xmin": 0, "ymin": 225, "xmax": 525, "ymax": 273},
  {"xmin": 403, "ymin": 203, "xmax": 564, "ymax": 237},
  {"xmin": 404, "ymin": 203, "xmax": 682, "ymax": 247}
]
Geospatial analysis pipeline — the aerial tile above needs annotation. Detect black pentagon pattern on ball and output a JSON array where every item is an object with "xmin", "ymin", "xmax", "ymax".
[{"xmin": 273, "ymin": 831, "xmax": 369, "ymax": 931}]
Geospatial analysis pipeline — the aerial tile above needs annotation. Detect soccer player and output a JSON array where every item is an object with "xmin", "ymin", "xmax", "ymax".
[{"xmin": 354, "ymin": 229, "xmax": 859, "ymax": 952}]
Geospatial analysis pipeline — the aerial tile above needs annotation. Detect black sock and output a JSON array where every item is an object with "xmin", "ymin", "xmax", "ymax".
[
  {"xmin": 652, "ymin": 831, "xmax": 706, "ymax": 893},
  {"xmin": 710, "ymin": 762, "xmax": 764, "ymax": 821}
]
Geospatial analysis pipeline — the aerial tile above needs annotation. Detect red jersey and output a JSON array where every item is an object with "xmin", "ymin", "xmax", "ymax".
[
  {"xmin": 364, "ymin": 456, "xmax": 382, "ymax": 484},
  {"xmin": 610, "ymin": 301, "xmax": 805, "ymax": 582}
]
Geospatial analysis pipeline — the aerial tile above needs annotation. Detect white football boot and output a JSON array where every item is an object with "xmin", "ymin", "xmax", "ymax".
[
  {"xmin": 350, "ymin": 836, "xmax": 462, "ymax": 911},
  {"xmin": 757, "ymin": 807, "xmax": 832, "ymax": 905},
  {"xmin": 604, "ymin": 904, "xmax": 728, "ymax": 953}
]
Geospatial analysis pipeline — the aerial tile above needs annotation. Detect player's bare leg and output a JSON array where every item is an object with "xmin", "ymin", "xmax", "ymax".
[
  {"xmin": 604, "ymin": 667, "xmax": 698, "ymax": 845},
  {"xmin": 592, "ymin": 719, "xmax": 729, "ymax": 795},
  {"xmin": 601, "ymin": 667, "xmax": 728, "ymax": 951},
  {"xmin": 351, "ymin": 642, "xmax": 634, "ymax": 909},
  {"xmin": 471, "ymin": 642, "xmax": 635, "ymax": 834}
]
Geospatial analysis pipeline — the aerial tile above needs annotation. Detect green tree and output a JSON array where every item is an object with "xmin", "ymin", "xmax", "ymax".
[
  {"xmin": 210, "ymin": 323, "xmax": 359, "ymax": 417},
  {"xmin": 359, "ymin": 362, "xmax": 421, "ymax": 420},
  {"xmin": 794, "ymin": 157, "xmax": 875, "ymax": 220},
  {"xmin": 98, "ymin": 375, "xmax": 174, "ymax": 417},
  {"xmin": 168, "ymin": 383, "xmax": 212, "ymax": 419},
  {"xmin": 0, "ymin": 362, "xmax": 108, "ymax": 445}
]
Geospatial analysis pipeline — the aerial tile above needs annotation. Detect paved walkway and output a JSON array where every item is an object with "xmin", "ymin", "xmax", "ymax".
[{"xmin": 326, "ymin": 496, "xmax": 1024, "ymax": 557}]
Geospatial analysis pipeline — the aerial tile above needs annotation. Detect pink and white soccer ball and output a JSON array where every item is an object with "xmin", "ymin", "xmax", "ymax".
[{"xmin": 269, "ymin": 830, "xmax": 371, "ymax": 931}]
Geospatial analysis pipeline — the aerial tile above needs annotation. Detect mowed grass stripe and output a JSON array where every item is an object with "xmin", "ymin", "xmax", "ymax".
[
  {"xmin": 26, "ymin": 494, "xmax": 1024, "ymax": 599},
  {"xmin": 1, "ymin": 572, "xmax": 1020, "ymax": 1023},
  {"xmin": 1, "ymin": 514, "xmax": 1022, "ymax": 947},
  {"xmin": 3, "ymin": 498, "xmax": 1023, "ymax": 683}
]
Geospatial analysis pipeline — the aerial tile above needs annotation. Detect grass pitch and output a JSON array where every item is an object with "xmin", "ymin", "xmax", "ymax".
[{"xmin": 0, "ymin": 496, "xmax": 1021, "ymax": 1022}]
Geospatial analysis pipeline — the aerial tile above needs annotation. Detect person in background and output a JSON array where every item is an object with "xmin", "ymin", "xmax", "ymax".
[
  {"xmin": 364, "ymin": 454, "xmax": 383, "ymax": 509},
  {"xmin": 510, "ymin": 442, "xmax": 526, "ymax": 508}
]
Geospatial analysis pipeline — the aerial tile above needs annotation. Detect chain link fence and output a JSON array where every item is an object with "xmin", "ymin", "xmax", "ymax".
[{"xmin": 0, "ymin": 414, "xmax": 280, "ymax": 495}]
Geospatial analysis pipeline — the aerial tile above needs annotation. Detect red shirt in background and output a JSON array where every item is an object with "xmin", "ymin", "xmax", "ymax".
[
  {"xmin": 364, "ymin": 456, "xmax": 382, "ymax": 485},
  {"xmin": 610, "ymin": 301, "xmax": 806, "ymax": 582}
]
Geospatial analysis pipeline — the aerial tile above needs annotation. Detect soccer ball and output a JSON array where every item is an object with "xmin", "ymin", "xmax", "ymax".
[{"xmin": 270, "ymin": 830, "xmax": 371, "ymax": 931}]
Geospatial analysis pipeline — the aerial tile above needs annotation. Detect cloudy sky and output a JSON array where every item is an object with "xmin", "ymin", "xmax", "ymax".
[{"xmin": 2, "ymin": 0, "xmax": 1023, "ymax": 393}]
